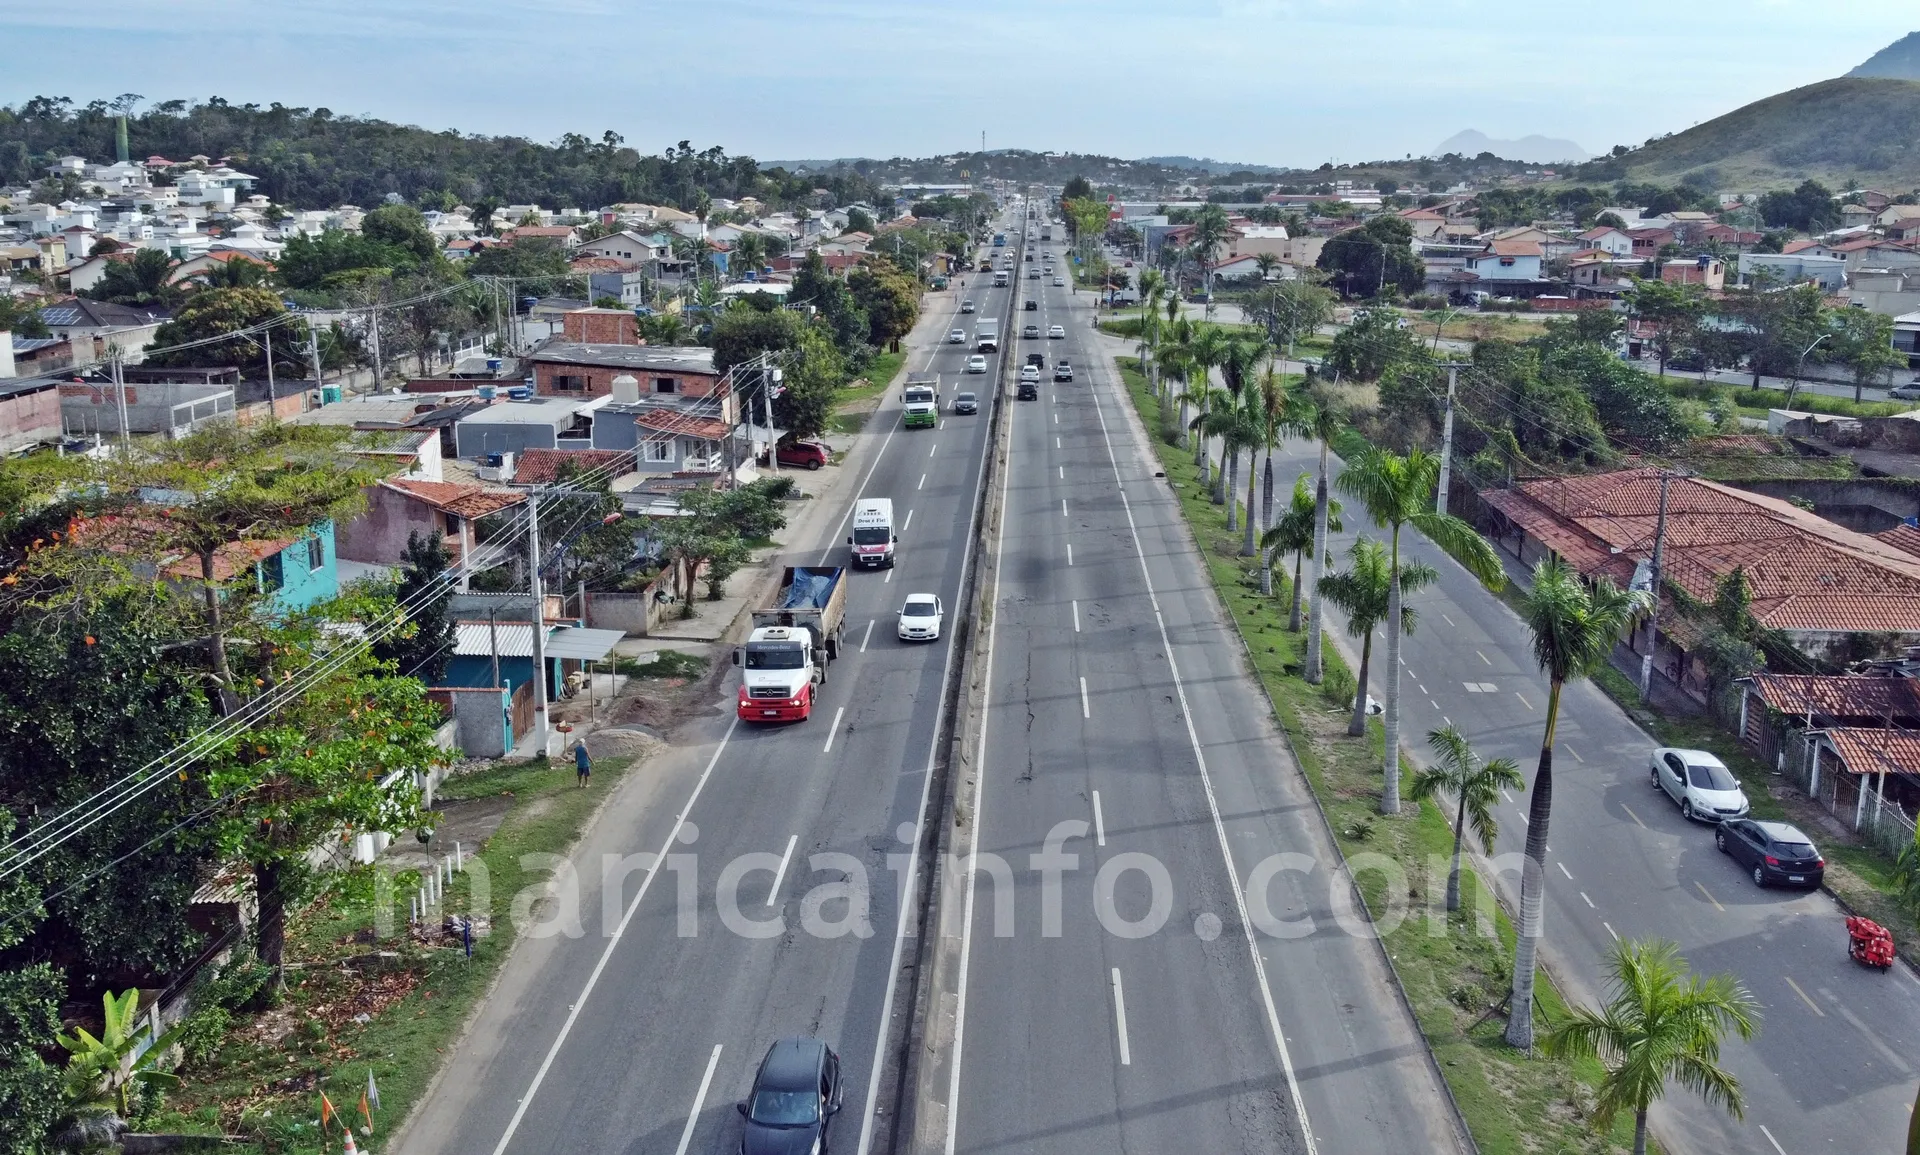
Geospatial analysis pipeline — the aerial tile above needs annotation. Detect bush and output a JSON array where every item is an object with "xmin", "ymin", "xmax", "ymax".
[{"xmin": 1321, "ymin": 655, "xmax": 1357, "ymax": 710}]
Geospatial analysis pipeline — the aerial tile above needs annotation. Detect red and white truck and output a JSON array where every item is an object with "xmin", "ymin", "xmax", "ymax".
[{"xmin": 733, "ymin": 566, "xmax": 848, "ymax": 722}]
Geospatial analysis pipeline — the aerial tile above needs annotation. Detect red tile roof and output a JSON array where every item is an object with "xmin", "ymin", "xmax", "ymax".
[
  {"xmin": 1782, "ymin": 239, "xmax": 1826, "ymax": 254},
  {"xmin": 1745, "ymin": 673, "xmax": 1920, "ymax": 721},
  {"xmin": 1482, "ymin": 468, "xmax": 1920, "ymax": 635},
  {"xmin": 1820, "ymin": 728, "xmax": 1920, "ymax": 778},
  {"xmin": 635, "ymin": 411, "xmax": 733, "ymax": 440},
  {"xmin": 1876, "ymin": 524, "xmax": 1920, "ymax": 560},
  {"xmin": 382, "ymin": 478, "xmax": 526, "ymax": 519},
  {"xmin": 513, "ymin": 448, "xmax": 635, "ymax": 485}
]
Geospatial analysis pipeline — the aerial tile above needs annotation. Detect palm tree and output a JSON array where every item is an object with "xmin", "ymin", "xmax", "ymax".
[
  {"xmin": 1189, "ymin": 203, "xmax": 1232, "ymax": 304},
  {"xmin": 1318, "ymin": 537, "xmax": 1433, "ymax": 737},
  {"xmin": 1215, "ymin": 333, "xmax": 1270, "ymax": 508},
  {"xmin": 1264, "ymin": 473, "xmax": 1341, "ymax": 620},
  {"xmin": 1154, "ymin": 319, "xmax": 1197, "ymax": 444},
  {"xmin": 1253, "ymin": 252, "xmax": 1280, "ymax": 282},
  {"xmin": 1186, "ymin": 383, "xmax": 1243, "ymax": 516},
  {"xmin": 1302, "ymin": 394, "xmax": 1347, "ymax": 687},
  {"xmin": 1410, "ymin": 727, "xmax": 1522, "ymax": 911},
  {"xmin": 1137, "ymin": 269, "xmax": 1167, "ymax": 396},
  {"xmin": 1507, "ymin": 557, "xmax": 1647, "ymax": 1049},
  {"xmin": 1336, "ymin": 448, "xmax": 1504, "ymax": 814},
  {"xmin": 1186, "ymin": 325, "xmax": 1230, "ymax": 479},
  {"xmin": 1249, "ymin": 371, "xmax": 1306, "ymax": 559},
  {"xmin": 1543, "ymin": 938, "xmax": 1760, "ymax": 1155}
]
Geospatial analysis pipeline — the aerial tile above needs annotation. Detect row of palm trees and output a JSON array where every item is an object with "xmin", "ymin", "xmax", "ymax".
[{"xmin": 1131, "ymin": 274, "xmax": 1757, "ymax": 1147}]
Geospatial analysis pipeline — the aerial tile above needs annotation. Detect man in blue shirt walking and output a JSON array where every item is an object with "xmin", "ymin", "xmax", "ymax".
[{"xmin": 573, "ymin": 740, "xmax": 591, "ymax": 787}]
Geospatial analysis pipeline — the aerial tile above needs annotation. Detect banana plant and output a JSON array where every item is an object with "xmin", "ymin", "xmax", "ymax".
[{"xmin": 58, "ymin": 989, "xmax": 183, "ymax": 1123}]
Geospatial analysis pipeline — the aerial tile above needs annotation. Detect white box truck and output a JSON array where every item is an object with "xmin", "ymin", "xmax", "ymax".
[
  {"xmin": 848, "ymin": 497, "xmax": 897, "ymax": 568},
  {"xmin": 974, "ymin": 318, "xmax": 1000, "ymax": 352}
]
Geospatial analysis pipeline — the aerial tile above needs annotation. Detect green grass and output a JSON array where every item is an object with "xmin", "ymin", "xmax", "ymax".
[
  {"xmin": 154, "ymin": 755, "xmax": 636, "ymax": 1151},
  {"xmin": 825, "ymin": 350, "xmax": 908, "ymax": 437},
  {"xmin": 1117, "ymin": 356, "xmax": 1648, "ymax": 1154},
  {"xmin": 1661, "ymin": 376, "xmax": 1914, "ymax": 420}
]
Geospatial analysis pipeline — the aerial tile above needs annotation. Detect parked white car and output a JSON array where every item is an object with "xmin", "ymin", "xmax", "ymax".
[
  {"xmin": 1651, "ymin": 747, "xmax": 1750, "ymax": 822},
  {"xmin": 897, "ymin": 593, "xmax": 943, "ymax": 641}
]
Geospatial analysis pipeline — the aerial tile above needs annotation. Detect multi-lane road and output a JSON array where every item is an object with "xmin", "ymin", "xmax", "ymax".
[
  {"xmin": 399, "ymin": 219, "xmax": 1016, "ymax": 1155},
  {"xmin": 942, "ymin": 231, "xmax": 1464, "ymax": 1154}
]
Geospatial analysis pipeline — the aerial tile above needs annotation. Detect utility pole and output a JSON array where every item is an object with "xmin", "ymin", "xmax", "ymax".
[
  {"xmin": 1435, "ymin": 362, "xmax": 1462, "ymax": 515},
  {"xmin": 309, "ymin": 324, "xmax": 324, "ymax": 397},
  {"xmin": 487, "ymin": 608, "xmax": 501, "ymax": 691},
  {"xmin": 264, "ymin": 325, "xmax": 275, "ymax": 409},
  {"xmin": 1639, "ymin": 469, "xmax": 1673, "ymax": 701},
  {"xmin": 368, "ymin": 300, "xmax": 384, "ymax": 390},
  {"xmin": 526, "ymin": 493, "xmax": 552, "ymax": 756},
  {"xmin": 110, "ymin": 351, "xmax": 130, "ymax": 449},
  {"xmin": 762, "ymin": 354, "xmax": 778, "ymax": 474}
]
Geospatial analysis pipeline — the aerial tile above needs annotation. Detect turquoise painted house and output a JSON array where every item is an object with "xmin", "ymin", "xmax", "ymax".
[{"xmin": 257, "ymin": 522, "xmax": 339, "ymax": 612}]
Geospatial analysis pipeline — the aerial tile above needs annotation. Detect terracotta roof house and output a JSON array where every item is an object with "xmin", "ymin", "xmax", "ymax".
[
  {"xmin": 336, "ymin": 477, "xmax": 525, "ymax": 582},
  {"xmin": 1478, "ymin": 468, "xmax": 1920, "ymax": 689},
  {"xmin": 1736, "ymin": 670, "xmax": 1920, "ymax": 833}
]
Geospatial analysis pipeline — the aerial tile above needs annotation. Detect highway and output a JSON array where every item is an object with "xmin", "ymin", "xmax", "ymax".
[
  {"xmin": 943, "ymin": 217, "xmax": 1465, "ymax": 1154},
  {"xmin": 1251, "ymin": 429, "xmax": 1920, "ymax": 1154},
  {"xmin": 397, "ymin": 213, "xmax": 1022, "ymax": 1155}
]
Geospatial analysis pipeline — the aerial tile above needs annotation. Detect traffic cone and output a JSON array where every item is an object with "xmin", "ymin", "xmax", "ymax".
[{"xmin": 342, "ymin": 1129, "xmax": 361, "ymax": 1155}]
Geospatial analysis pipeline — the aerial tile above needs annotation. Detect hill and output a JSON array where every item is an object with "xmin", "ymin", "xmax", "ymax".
[
  {"xmin": 1137, "ymin": 155, "xmax": 1282, "ymax": 175},
  {"xmin": 1434, "ymin": 130, "xmax": 1590, "ymax": 163},
  {"xmin": 1594, "ymin": 77, "xmax": 1920, "ymax": 189},
  {"xmin": 1850, "ymin": 31, "xmax": 1920, "ymax": 80}
]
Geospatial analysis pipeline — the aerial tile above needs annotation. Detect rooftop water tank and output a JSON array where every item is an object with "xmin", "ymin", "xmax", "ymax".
[{"xmin": 611, "ymin": 374, "xmax": 640, "ymax": 404}]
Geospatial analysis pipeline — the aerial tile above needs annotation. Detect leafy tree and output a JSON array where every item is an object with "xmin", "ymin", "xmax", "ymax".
[
  {"xmin": 1626, "ymin": 279, "xmax": 1705, "ymax": 376},
  {"xmin": 1828, "ymin": 306, "xmax": 1905, "ymax": 402},
  {"xmin": 1757, "ymin": 180, "xmax": 1839, "ymax": 233},
  {"xmin": 1337, "ymin": 448, "xmax": 1504, "ymax": 812},
  {"xmin": 144, "ymin": 286, "xmax": 289, "ymax": 373},
  {"xmin": 789, "ymin": 250, "xmax": 868, "ymax": 356},
  {"xmin": 276, "ymin": 227, "xmax": 413, "ymax": 291},
  {"xmin": 77, "ymin": 422, "xmax": 376, "ymax": 697},
  {"xmin": 1542, "ymin": 306, "xmax": 1624, "ymax": 349},
  {"xmin": 844, "ymin": 207, "xmax": 875, "ymax": 234},
  {"xmin": 847, "ymin": 259, "xmax": 920, "ymax": 351},
  {"xmin": 1506, "ymin": 558, "xmax": 1647, "ymax": 1050},
  {"xmin": 1316, "ymin": 215, "xmax": 1424, "ymax": 299},
  {"xmin": 0, "ymin": 294, "xmax": 49, "ymax": 339},
  {"xmin": 1595, "ymin": 211, "xmax": 1628, "ymax": 230},
  {"xmin": 86, "ymin": 247, "xmax": 180, "ymax": 307},
  {"xmin": 466, "ymin": 236, "xmax": 570, "ymax": 282},
  {"xmin": 360, "ymin": 203, "xmax": 439, "ymax": 264},
  {"xmin": 1553, "ymin": 342, "xmax": 1691, "ymax": 449},
  {"xmin": 1412, "ymin": 727, "xmax": 1523, "ymax": 911},
  {"xmin": 1317, "ymin": 536, "xmax": 1432, "ymax": 737},
  {"xmin": 1543, "ymin": 938, "xmax": 1760, "ymax": 1155},
  {"xmin": 370, "ymin": 531, "xmax": 455, "ymax": 682},
  {"xmin": 0, "ymin": 962, "xmax": 64, "ymax": 1155},
  {"xmin": 651, "ymin": 487, "xmax": 748, "ymax": 615},
  {"xmin": 1327, "ymin": 307, "xmax": 1422, "ymax": 381},
  {"xmin": 1061, "ymin": 175, "xmax": 1094, "ymax": 202}
]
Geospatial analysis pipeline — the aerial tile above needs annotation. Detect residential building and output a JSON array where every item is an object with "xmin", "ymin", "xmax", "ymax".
[
  {"xmin": 1896, "ymin": 311, "xmax": 1920, "ymax": 370},
  {"xmin": 35, "ymin": 298, "xmax": 168, "ymax": 366},
  {"xmin": 1660, "ymin": 255, "xmax": 1726, "ymax": 291},
  {"xmin": 1626, "ymin": 227, "xmax": 1676, "ymax": 258},
  {"xmin": 1698, "ymin": 223, "xmax": 1764, "ymax": 249},
  {"xmin": 454, "ymin": 396, "xmax": 604, "ymax": 460},
  {"xmin": 0, "ymin": 372, "xmax": 62, "ymax": 454},
  {"xmin": 559, "ymin": 308, "xmax": 640, "ymax": 345},
  {"xmin": 528, "ymin": 343, "xmax": 721, "ymax": 402},
  {"xmin": 1876, "ymin": 205, "xmax": 1920, "ymax": 238},
  {"xmin": 1396, "ymin": 208, "xmax": 1446, "ymax": 240},
  {"xmin": 1833, "ymin": 236, "xmax": 1920, "ymax": 275},
  {"xmin": 502, "ymin": 224, "xmax": 579, "ymax": 248},
  {"xmin": 1578, "ymin": 226, "xmax": 1634, "ymax": 257},
  {"xmin": 335, "ymin": 477, "xmax": 526, "ymax": 583},
  {"xmin": 59, "ymin": 372, "xmax": 235, "ymax": 438},
  {"xmin": 1737, "ymin": 251, "xmax": 1847, "ymax": 291},
  {"xmin": 576, "ymin": 230, "xmax": 670, "ymax": 265},
  {"xmin": 1464, "ymin": 239, "xmax": 1544, "ymax": 282},
  {"xmin": 1848, "ymin": 270, "xmax": 1920, "ymax": 320}
]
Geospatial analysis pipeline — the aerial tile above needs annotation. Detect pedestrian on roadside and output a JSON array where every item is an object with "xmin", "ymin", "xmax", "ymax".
[{"xmin": 574, "ymin": 740, "xmax": 591, "ymax": 787}]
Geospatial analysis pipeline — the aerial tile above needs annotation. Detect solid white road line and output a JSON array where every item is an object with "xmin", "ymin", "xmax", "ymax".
[
  {"xmin": 822, "ymin": 707, "xmax": 847, "ymax": 753},
  {"xmin": 904, "ymin": 509, "xmax": 915, "ymax": 531},
  {"xmin": 1072, "ymin": 599, "xmax": 1080, "ymax": 632},
  {"xmin": 1092, "ymin": 790, "xmax": 1106, "ymax": 846},
  {"xmin": 767, "ymin": 835, "xmax": 798, "ymax": 908},
  {"xmin": 671, "ymin": 1044, "xmax": 724, "ymax": 1155},
  {"xmin": 1086, "ymin": 365, "xmax": 1319, "ymax": 1152},
  {"xmin": 1080, "ymin": 676, "xmax": 1090, "ymax": 719},
  {"xmin": 1110, "ymin": 969, "xmax": 1132, "ymax": 1066},
  {"xmin": 489, "ymin": 717, "xmax": 741, "ymax": 1155},
  {"xmin": 860, "ymin": 619, "xmax": 875, "ymax": 653}
]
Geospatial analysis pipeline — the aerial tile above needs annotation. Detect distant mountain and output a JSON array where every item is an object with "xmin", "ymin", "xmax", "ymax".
[
  {"xmin": 1136, "ymin": 155, "xmax": 1281, "ymax": 176},
  {"xmin": 1433, "ymin": 129, "xmax": 1591, "ymax": 164},
  {"xmin": 1850, "ymin": 31, "xmax": 1920, "ymax": 80},
  {"xmin": 1604, "ymin": 77, "xmax": 1920, "ymax": 188}
]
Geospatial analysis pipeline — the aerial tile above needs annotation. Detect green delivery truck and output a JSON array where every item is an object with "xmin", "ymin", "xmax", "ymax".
[{"xmin": 903, "ymin": 375, "xmax": 938, "ymax": 429}]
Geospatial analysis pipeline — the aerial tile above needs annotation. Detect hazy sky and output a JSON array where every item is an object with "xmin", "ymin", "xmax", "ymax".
[{"xmin": 0, "ymin": 2, "xmax": 1910, "ymax": 168}]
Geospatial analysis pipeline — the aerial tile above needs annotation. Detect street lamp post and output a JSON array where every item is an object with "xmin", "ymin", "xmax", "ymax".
[{"xmin": 1784, "ymin": 332, "xmax": 1831, "ymax": 410}]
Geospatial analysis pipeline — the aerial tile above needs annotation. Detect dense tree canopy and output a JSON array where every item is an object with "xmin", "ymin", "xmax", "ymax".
[{"xmin": 1317, "ymin": 215, "xmax": 1424, "ymax": 298}]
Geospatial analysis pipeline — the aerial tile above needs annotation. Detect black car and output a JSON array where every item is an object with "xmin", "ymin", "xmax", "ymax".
[
  {"xmin": 737, "ymin": 1038, "xmax": 842, "ymax": 1155},
  {"xmin": 1024, "ymin": 299, "xmax": 1038, "ymax": 310},
  {"xmin": 1716, "ymin": 819, "xmax": 1825, "ymax": 888},
  {"xmin": 1017, "ymin": 379, "xmax": 1038, "ymax": 400},
  {"xmin": 953, "ymin": 392, "xmax": 978, "ymax": 414}
]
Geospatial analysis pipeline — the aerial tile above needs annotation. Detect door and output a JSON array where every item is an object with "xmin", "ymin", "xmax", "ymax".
[{"xmin": 1659, "ymin": 752, "xmax": 1685, "ymax": 803}]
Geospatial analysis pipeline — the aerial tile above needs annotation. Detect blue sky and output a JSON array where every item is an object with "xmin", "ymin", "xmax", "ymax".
[{"xmin": 0, "ymin": 2, "xmax": 1910, "ymax": 168}]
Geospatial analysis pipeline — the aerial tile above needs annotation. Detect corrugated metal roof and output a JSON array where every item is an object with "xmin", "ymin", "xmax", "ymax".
[
  {"xmin": 544, "ymin": 627, "xmax": 624, "ymax": 660},
  {"xmin": 455, "ymin": 621, "xmax": 536, "ymax": 657}
]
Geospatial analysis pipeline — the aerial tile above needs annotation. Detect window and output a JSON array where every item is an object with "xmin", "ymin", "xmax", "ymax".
[
  {"xmin": 305, "ymin": 536, "xmax": 325, "ymax": 572},
  {"xmin": 552, "ymin": 374, "xmax": 588, "ymax": 393},
  {"xmin": 653, "ymin": 377, "xmax": 679, "ymax": 394},
  {"xmin": 643, "ymin": 439, "xmax": 672, "ymax": 462}
]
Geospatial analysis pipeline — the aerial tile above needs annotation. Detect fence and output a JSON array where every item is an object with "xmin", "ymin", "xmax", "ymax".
[{"xmin": 1769, "ymin": 724, "xmax": 1918, "ymax": 856}]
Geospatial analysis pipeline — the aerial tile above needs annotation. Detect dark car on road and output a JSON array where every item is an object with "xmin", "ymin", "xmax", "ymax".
[
  {"xmin": 1024, "ymin": 298, "xmax": 1038, "ymax": 310},
  {"xmin": 737, "ymin": 1037, "xmax": 842, "ymax": 1155},
  {"xmin": 1017, "ymin": 379, "xmax": 1037, "ymax": 400},
  {"xmin": 953, "ymin": 392, "xmax": 978, "ymax": 414},
  {"xmin": 1716, "ymin": 819, "xmax": 1825, "ymax": 888}
]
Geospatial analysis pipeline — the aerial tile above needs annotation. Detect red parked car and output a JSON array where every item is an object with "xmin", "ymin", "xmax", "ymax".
[{"xmin": 774, "ymin": 438, "xmax": 830, "ymax": 470}]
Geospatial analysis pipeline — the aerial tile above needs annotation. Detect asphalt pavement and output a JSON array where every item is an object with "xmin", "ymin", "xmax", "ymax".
[
  {"xmin": 943, "ymin": 226, "xmax": 1465, "ymax": 1154},
  {"xmin": 1247, "ymin": 431, "xmax": 1920, "ymax": 1155},
  {"xmin": 396, "ymin": 217, "xmax": 1023, "ymax": 1155}
]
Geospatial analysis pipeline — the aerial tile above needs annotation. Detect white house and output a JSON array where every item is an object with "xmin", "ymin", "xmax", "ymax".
[
  {"xmin": 577, "ymin": 230, "xmax": 671, "ymax": 264},
  {"xmin": 1577, "ymin": 226, "xmax": 1633, "ymax": 257},
  {"xmin": 1465, "ymin": 239, "xmax": 1544, "ymax": 282}
]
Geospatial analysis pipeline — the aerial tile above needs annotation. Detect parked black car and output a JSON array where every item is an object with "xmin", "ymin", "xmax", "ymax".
[
  {"xmin": 737, "ymin": 1037, "xmax": 842, "ymax": 1155},
  {"xmin": 1716, "ymin": 819, "xmax": 1825, "ymax": 888}
]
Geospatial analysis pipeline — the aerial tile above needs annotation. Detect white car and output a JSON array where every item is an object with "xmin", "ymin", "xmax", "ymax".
[
  {"xmin": 1047, "ymin": 325, "xmax": 1065, "ymax": 339},
  {"xmin": 947, "ymin": 328, "xmax": 966, "ymax": 344},
  {"xmin": 898, "ymin": 593, "xmax": 943, "ymax": 641},
  {"xmin": 1052, "ymin": 276, "xmax": 1064, "ymax": 287},
  {"xmin": 960, "ymin": 299, "xmax": 976, "ymax": 313},
  {"xmin": 966, "ymin": 354, "xmax": 988, "ymax": 374},
  {"xmin": 1019, "ymin": 364, "xmax": 1041, "ymax": 383},
  {"xmin": 1651, "ymin": 747, "xmax": 1750, "ymax": 823}
]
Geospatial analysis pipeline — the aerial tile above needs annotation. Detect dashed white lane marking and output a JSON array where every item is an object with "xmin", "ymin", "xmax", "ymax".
[
  {"xmin": 1110, "ymin": 969, "xmax": 1132, "ymax": 1066},
  {"xmin": 1580, "ymin": 891, "xmax": 1594, "ymax": 908},
  {"xmin": 860, "ymin": 619, "xmax": 875, "ymax": 652},
  {"xmin": 1757, "ymin": 1124, "xmax": 1787, "ymax": 1155},
  {"xmin": 670, "ymin": 1044, "xmax": 724, "ymax": 1155},
  {"xmin": 1477, "ymin": 650, "xmax": 1491, "ymax": 665},
  {"xmin": 903, "ymin": 509, "xmax": 915, "ymax": 531},
  {"xmin": 822, "ymin": 707, "xmax": 847, "ymax": 753},
  {"xmin": 1602, "ymin": 921, "xmax": 1619, "ymax": 941},
  {"xmin": 1516, "ymin": 692, "xmax": 1534, "ymax": 710},
  {"xmin": 1080, "ymin": 676, "xmax": 1091, "ymax": 719},
  {"xmin": 1092, "ymin": 790, "xmax": 1106, "ymax": 845},
  {"xmin": 1784, "ymin": 975, "xmax": 1825, "ymax": 1016},
  {"xmin": 918, "ymin": 473, "xmax": 927, "ymax": 490},
  {"xmin": 1501, "ymin": 789, "xmax": 1516, "ymax": 805},
  {"xmin": 1441, "ymin": 613, "xmax": 1456, "ymax": 627},
  {"xmin": 1062, "ymin": 499, "xmax": 1069, "ymax": 517},
  {"xmin": 1059, "ymin": 465, "xmax": 1064, "ymax": 479},
  {"xmin": 1072, "ymin": 599, "xmax": 1080, "ymax": 632},
  {"xmin": 767, "ymin": 835, "xmax": 798, "ymax": 907},
  {"xmin": 1067, "ymin": 543, "xmax": 1074, "ymax": 566},
  {"xmin": 1557, "ymin": 862, "xmax": 1573, "ymax": 880}
]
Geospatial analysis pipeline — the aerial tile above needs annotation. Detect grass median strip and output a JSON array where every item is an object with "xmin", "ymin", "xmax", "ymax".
[
  {"xmin": 153, "ymin": 754, "xmax": 637, "ymax": 1152},
  {"xmin": 1115, "ymin": 356, "xmax": 1645, "ymax": 1155}
]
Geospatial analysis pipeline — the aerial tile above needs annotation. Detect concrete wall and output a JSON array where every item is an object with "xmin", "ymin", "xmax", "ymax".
[
  {"xmin": 337, "ymin": 485, "xmax": 444, "ymax": 565},
  {"xmin": 1732, "ymin": 478, "xmax": 1920, "ymax": 529},
  {"xmin": 1780, "ymin": 414, "xmax": 1920, "ymax": 456},
  {"xmin": 59, "ymin": 379, "xmax": 234, "ymax": 436},
  {"xmin": 455, "ymin": 419, "xmax": 559, "ymax": 459},
  {"xmin": 585, "ymin": 587, "xmax": 667, "ymax": 636},
  {"xmin": 531, "ymin": 360, "xmax": 720, "ymax": 400},
  {"xmin": 0, "ymin": 382, "xmax": 60, "ymax": 452},
  {"xmin": 437, "ymin": 686, "xmax": 511, "ymax": 759}
]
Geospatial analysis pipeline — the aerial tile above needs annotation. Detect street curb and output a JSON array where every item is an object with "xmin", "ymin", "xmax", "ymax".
[
  {"xmin": 1099, "ymin": 342, "xmax": 1479, "ymax": 1155},
  {"xmin": 897, "ymin": 267, "xmax": 1020, "ymax": 1154}
]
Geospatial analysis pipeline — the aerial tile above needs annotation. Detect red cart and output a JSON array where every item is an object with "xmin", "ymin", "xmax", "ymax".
[{"xmin": 1847, "ymin": 916, "xmax": 1895, "ymax": 970}]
